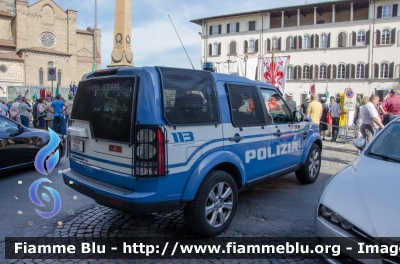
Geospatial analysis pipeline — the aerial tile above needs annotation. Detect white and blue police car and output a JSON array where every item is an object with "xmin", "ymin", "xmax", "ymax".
[{"xmin": 63, "ymin": 67, "xmax": 322, "ymax": 236}]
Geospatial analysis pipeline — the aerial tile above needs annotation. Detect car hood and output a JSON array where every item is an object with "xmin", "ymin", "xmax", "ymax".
[{"xmin": 320, "ymin": 154, "xmax": 400, "ymax": 237}]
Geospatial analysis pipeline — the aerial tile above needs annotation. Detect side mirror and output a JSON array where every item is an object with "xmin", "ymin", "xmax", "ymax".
[
  {"xmin": 353, "ymin": 138, "xmax": 366, "ymax": 151},
  {"xmin": 293, "ymin": 111, "xmax": 304, "ymax": 122}
]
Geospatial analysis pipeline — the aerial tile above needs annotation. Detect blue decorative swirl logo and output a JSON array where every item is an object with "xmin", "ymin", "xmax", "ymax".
[
  {"xmin": 34, "ymin": 128, "xmax": 60, "ymax": 175},
  {"xmin": 29, "ymin": 178, "xmax": 62, "ymax": 218}
]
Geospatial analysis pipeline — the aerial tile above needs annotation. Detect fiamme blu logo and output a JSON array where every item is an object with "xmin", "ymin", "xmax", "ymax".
[{"xmin": 30, "ymin": 128, "xmax": 62, "ymax": 219}]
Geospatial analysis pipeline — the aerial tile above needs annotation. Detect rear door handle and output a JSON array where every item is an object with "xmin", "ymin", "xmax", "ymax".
[
  {"xmin": 303, "ymin": 132, "xmax": 308, "ymax": 140},
  {"xmin": 273, "ymin": 132, "xmax": 283, "ymax": 137},
  {"xmin": 229, "ymin": 136, "xmax": 244, "ymax": 141}
]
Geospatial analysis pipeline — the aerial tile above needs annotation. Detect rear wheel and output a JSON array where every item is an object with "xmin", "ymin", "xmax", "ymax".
[
  {"xmin": 295, "ymin": 143, "xmax": 321, "ymax": 184},
  {"xmin": 184, "ymin": 170, "xmax": 238, "ymax": 237}
]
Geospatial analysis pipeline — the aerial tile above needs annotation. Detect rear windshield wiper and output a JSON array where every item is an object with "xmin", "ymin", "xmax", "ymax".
[{"xmin": 367, "ymin": 152, "xmax": 400, "ymax": 163}]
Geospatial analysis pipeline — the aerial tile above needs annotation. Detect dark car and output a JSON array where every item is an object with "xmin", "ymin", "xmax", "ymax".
[{"xmin": 0, "ymin": 115, "xmax": 65, "ymax": 173}]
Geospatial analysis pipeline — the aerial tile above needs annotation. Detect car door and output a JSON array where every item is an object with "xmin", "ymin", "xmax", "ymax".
[
  {"xmin": 260, "ymin": 89, "xmax": 303, "ymax": 176},
  {"xmin": 0, "ymin": 116, "xmax": 36, "ymax": 169},
  {"xmin": 221, "ymin": 82, "xmax": 271, "ymax": 182}
]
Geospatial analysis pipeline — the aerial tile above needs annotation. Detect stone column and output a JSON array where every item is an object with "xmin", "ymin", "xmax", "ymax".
[
  {"xmin": 314, "ymin": 7, "xmax": 317, "ymax": 24},
  {"xmin": 281, "ymin": 11, "xmax": 284, "ymax": 28},
  {"xmin": 108, "ymin": 0, "xmax": 134, "ymax": 68},
  {"xmin": 332, "ymin": 5, "xmax": 336, "ymax": 23},
  {"xmin": 350, "ymin": 3, "xmax": 354, "ymax": 21},
  {"xmin": 297, "ymin": 9, "xmax": 300, "ymax": 26}
]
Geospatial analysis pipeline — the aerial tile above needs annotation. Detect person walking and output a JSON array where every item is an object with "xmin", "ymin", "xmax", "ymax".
[
  {"xmin": 0, "ymin": 99, "xmax": 8, "ymax": 116},
  {"xmin": 379, "ymin": 89, "xmax": 400, "ymax": 124},
  {"xmin": 32, "ymin": 99, "xmax": 39, "ymax": 128},
  {"xmin": 361, "ymin": 94, "xmax": 385, "ymax": 143},
  {"xmin": 285, "ymin": 93, "xmax": 297, "ymax": 111},
  {"xmin": 10, "ymin": 95, "xmax": 22, "ymax": 123},
  {"xmin": 327, "ymin": 96, "xmax": 335, "ymax": 136},
  {"xmin": 329, "ymin": 97, "xmax": 342, "ymax": 142},
  {"xmin": 19, "ymin": 96, "xmax": 32, "ymax": 127},
  {"xmin": 51, "ymin": 94, "xmax": 68, "ymax": 134},
  {"xmin": 306, "ymin": 93, "xmax": 323, "ymax": 124},
  {"xmin": 301, "ymin": 94, "xmax": 311, "ymax": 114},
  {"xmin": 354, "ymin": 96, "xmax": 369, "ymax": 138},
  {"xmin": 44, "ymin": 97, "xmax": 54, "ymax": 130},
  {"xmin": 319, "ymin": 97, "xmax": 329, "ymax": 141}
]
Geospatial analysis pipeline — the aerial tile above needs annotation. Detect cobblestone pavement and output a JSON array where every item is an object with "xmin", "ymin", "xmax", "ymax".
[{"xmin": 5, "ymin": 138, "xmax": 359, "ymax": 264}]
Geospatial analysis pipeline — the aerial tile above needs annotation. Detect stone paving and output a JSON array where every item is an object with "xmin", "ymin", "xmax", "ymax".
[{"xmin": 4, "ymin": 137, "xmax": 360, "ymax": 264}]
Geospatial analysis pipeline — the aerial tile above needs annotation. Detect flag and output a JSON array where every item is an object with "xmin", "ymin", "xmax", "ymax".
[
  {"xmin": 32, "ymin": 87, "xmax": 38, "ymax": 100},
  {"xmin": 259, "ymin": 56, "xmax": 290, "ymax": 95},
  {"xmin": 92, "ymin": 63, "xmax": 96, "ymax": 72},
  {"xmin": 55, "ymin": 83, "xmax": 59, "ymax": 97},
  {"xmin": 325, "ymin": 84, "xmax": 329, "ymax": 99},
  {"xmin": 310, "ymin": 83, "xmax": 315, "ymax": 94}
]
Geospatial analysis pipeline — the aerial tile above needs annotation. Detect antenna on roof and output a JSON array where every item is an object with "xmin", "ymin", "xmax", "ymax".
[{"xmin": 168, "ymin": 15, "xmax": 195, "ymax": 70}]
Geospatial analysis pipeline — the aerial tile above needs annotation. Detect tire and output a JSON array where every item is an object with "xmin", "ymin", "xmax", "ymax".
[
  {"xmin": 295, "ymin": 143, "xmax": 321, "ymax": 184},
  {"xmin": 184, "ymin": 170, "xmax": 238, "ymax": 237}
]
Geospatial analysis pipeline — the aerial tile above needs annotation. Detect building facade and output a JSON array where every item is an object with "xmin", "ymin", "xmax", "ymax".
[
  {"xmin": 0, "ymin": 0, "xmax": 101, "ymax": 100},
  {"xmin": 191, "ymin": 0, "xmax": 400, "ymax": 104}
]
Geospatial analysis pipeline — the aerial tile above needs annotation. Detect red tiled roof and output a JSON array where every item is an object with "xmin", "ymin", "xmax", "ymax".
[
  {"xmin": 76, "ymin": 29, "xmax": 93, "ymax": 35},
  {"xmin": 18, "ymin": 47, "xmax": 71, "ymax": 56},
  {"xmin": 0, "ymin": 10, "xmax": 13, "ymax": 17},
  {"xmin": 0, "ymin": 39, "xmax": 16, "ymax": 47},
  {"xmin": 0, "ymin": 52, "xmax": 23, "ymax": 61}
]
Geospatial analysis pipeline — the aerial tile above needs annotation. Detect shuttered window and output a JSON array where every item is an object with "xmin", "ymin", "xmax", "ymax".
[
  {"xmin": 212, "ymin": 43, "xmax": 218, "ymax": 55},
  {"xmin": 286, "ymin": 36, "xmax": 294, "ymax": 50},
  {"xmin": 302, "ymin": 65, "xmax": 310, "ymax": 79},
  {"xmin": 382, "ymin": 5, "xmax": 393, "ymax": 18},
  {"xmin": 319, "ymin": 65, "xmax": 327, "ymax": 79},
  {"xmin": 249, "ymin": 21, "xmax": 256, "ymax": 31},
  {"xmin": 357, "ymin": 31, "xmax": 366, "ymax": 45},
  {"xmin": 320, "ymin": 34, "xmax": 328, "ymax": 48},
  {"xmin": 229, "ymin": 41, "xmax": 237, "ymax": 55},
  {"xmin": 287, "ymin": 66, "xmax": 294, "ymax": 80},
  {"xmin": 272, "ymin": 37, "xmax": 279, "ymax": 50},
  {"xmin": 303, "ymin": 35, "xmax": 311, "ymax": 49},
  {"xmin": 380, "ymin": 62, "xmax": 389, "ymax": 78},
  {"xmin": 249, "ymin": 39, "xmax": 255, "ymax": 53},
  {"xmin": 338, "ymin": 32, "xmax": 347, "ymax": 47},
  {"xmin": 381, "ymin": 29, "xmax": 391, "ymax": 44},
  {"xmin": 356, "ymin": 64, "xmax": 365, "ymax": 79},
  {"xmin": 338, "ymin": 64, "xmax": 346, "ymax": 79}
]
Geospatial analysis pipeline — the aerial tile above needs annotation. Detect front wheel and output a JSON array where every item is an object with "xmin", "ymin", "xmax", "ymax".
[
  {"xmin": 184, "ymin": 170, "xmax": 238, "ymax": 237},
  {"xmin": 295, "ymin": 143, "xmax": 321, "ymax": 184}
]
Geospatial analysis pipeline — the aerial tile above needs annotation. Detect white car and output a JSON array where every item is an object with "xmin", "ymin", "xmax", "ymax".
[{"xmin": 315, "ymin": 117, "xmax": 400, "ymax": 263}]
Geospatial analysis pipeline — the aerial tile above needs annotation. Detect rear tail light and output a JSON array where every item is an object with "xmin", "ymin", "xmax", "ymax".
[{"xmin": 134, "ymin": 125, "xmax": 167, "ymax": 177}]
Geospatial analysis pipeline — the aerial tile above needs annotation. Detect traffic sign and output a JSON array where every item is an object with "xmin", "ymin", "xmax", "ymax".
[
  {"xmin": 344, "ymin": 88, "xmax": 356, "ymax": 111},
  {"xmin": 48, "ymin": 67, "xmax": 56, "ymax": 81}
]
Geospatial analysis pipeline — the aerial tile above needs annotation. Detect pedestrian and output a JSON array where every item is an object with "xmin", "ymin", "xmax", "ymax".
[
  {"xmin": 354, "ymin": 96, "xmax": 369, "ymax": 138},
  {"xmin": 37, "ymin": 98, "xmax": 49, "ymax": 129},
  {"xmin": 44, "ymin": 97, "xmax": 54, "ymax": 130},
  {"xmin": 61, "ymin": 97, "xmax": 68, "ymax": 135},
  {"xmin": 327, "ymin": 96, "xmax": 335, "ymax": 136},
  {"xmin": 301, "ymin": 94, "xmax": 311, "ymax": 114},
  {"xmin": 379, "ymin": 89, "xmax": 400, "ymax": 125},
  {"xmin": 329, "ymin": 97, "xmax": 342, "ymax": 142},
  {"xmin": 32, "ymin": 99, "xmax": 39, "ymax": 128},
  {"xmin": 306, "ymin": 93, "xmax": 323, "ymax": 126},
  {"xmin": 10, "ymin": 95, "xmax": 22, "ymax": 123},
  {"xmin": 51, "ymin": 94, "xmax": 68, "ymax": 134},
  {"xmin": 19, "ymin": 96, "xmax": 32, "ymax": 127},
  {"xmin": 285, "ymin": 93, "xmax": 297, "ymax": 111},
  {"xmin": 66, "ymin": 96, "xmax": 74, "ymax": 127},
  {"xmin": 0, "ymin": 99, "xmax": 8, "ymax": 117},
  {"xmin": 360, "ymin": 94, "xmax": 385, "ymax": 144},
  {"xmin": 319, "ymin": 97, "xmax": 329, "ymax": 141}
]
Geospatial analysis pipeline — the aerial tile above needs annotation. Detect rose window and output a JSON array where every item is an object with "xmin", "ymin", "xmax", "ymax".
[{"xmin": 40, "ymin": 32, "xmax": 56, "ymax": 48}]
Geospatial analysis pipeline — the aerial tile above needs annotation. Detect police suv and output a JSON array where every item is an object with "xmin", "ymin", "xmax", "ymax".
[{"xmin": 63, "ymin": 67, "xmax": 322, "ymax": 236}]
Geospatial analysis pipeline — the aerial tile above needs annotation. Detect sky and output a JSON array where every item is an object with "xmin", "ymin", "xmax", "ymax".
[{"xmin": 29, "ymin": 0, "xmax": 326, "ymax": 70}]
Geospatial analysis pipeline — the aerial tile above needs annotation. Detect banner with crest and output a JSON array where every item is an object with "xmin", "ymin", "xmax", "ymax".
[{"xmin": 259, "ymin": 56, "xmax": 290, "ymax": 95}]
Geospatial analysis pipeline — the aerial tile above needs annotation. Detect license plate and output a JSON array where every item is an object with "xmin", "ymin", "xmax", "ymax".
[{"xmin": 71, "ymin": 139, "xmax": 84, "ymax": 153}]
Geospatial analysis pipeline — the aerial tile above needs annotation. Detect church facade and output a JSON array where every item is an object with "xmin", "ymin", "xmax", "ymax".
[{"xmin": 0, "ymin": 0, "xmax": 101, "ymax": 100}]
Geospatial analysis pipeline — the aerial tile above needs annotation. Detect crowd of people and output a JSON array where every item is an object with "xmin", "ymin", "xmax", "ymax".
[
  {"xmin": 0, "ymin": 94, "xmax": 74, "ymax": 136},
  {"xmin": 286, "ymin": 89, "xmax": 400, "ymax": 144}
]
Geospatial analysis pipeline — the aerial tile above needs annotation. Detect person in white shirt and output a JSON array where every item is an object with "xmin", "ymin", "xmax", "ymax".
[
  {"xmin": 0, "ymin": 100, "xmax": 8, "ymax": 116},
  {"xmin": 360, "ymin": 94, "xmax": 384, "ymax": 143},
  {"xmin": 328, "ymin": 97, "xmax": 342, "ymax": 142},
  {"xmin": 10, "ymin": 95, "xmax": 22, "ymax": 123}
]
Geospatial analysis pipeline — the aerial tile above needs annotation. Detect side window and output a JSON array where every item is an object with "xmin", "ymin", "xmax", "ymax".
[
  {"xmin": 260, "ymin": 89, "xmax": 292, "ymax": 124},
  {"xmin": 0, "ymin": 117, "xmax": 19, "ymax": 132},
  {"xmin": 226, "ymin": 83, "xmax": 266, "ymax": 127}
]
